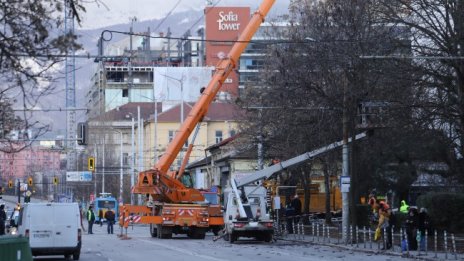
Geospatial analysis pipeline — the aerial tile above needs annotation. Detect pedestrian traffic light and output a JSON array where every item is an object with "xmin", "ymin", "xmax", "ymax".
[
  {"xmin": 8, "ymin": 180, "xmax": 13, "ymax": 188},
  {"xmin": 53, "ymin": 177, "xmax": 58, "ymax": 185},
  {"xmin": 28, "ymin": 177, "xmax": 33, "ymax": 186},
  {"xmin": 88, "ymin": 157, "xmax": 95, "ymax": 171}
]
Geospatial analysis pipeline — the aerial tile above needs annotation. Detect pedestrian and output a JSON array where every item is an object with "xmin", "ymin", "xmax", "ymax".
[
  {"xmin": 368, "ymin": 190, "xmax": 380, "ymax": 225},
  {"xmin": 285, "ymin": 201, "xmax": 295, "ymax": 234},
  {"xmin": 0, "ymin": 204, "xmax": 6, "ymax": 235},
  {"xmin": 405, "ymin": 207, "xmax": 419, "ymax": 250},
  {"xmin": 79, "ymin": 206, "xmax": 86, "ymax": 233},
  {"xmin": 418, "ymin": 207, "xmax": 430, "ymax": 251},
  {"xmin": 400, "ymin": 200, "xmax": 409, "ymax": 214},
  {"xmin": 98, "ymin": 209, "xmax": 104, "ymax": 226},
  {"xmin": 87, "ymin": 205, "xmax": 95, "ymax": 234},
  {"xmin": 291, "ymin": 194, "xmax": 302, "ymax": 216},
  {"xmin": 104, "ymin": 208, "xmax": 115, "ymax": 234},
  {"xmin": 377, "ymin": 201, "xmax": 392, "ymax": 250},
  {"xmin": 10, "ymin": 204, "xmax": 20, "ymax": 228}
]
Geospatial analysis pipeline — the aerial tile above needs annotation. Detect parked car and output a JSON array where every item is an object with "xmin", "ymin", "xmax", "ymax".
[
  {"xmin": 5, "ymin": 208, "xmax": 14, "ymax": 234},
  {"xmin": 17, "ymin": 203, "xmax": 82, "ymax": 260}
]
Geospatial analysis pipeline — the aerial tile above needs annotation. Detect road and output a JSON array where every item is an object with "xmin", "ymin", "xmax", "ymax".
[
  {"xmin": 30, "ymin": 225, "xmax": 417, "ymax": 261},
  {"xmin": 0, "ymin": 196, "xmax": 449, "ymax": 260}
]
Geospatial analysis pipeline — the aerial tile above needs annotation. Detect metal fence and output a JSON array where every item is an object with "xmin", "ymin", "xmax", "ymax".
[{"xmin": 274, "ymin": 214, "xmax": 463, "ymax": 260}]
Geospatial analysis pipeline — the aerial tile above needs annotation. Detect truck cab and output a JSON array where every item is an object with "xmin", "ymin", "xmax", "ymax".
[{"xmin": 223, "ymin": 186, "xmax": 273, "ymax": 243}]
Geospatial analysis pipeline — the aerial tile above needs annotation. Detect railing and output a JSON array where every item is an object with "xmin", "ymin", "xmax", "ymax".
[{"xmin": 274, "ymin": 214, "xmax": 463, "ymax": 259}]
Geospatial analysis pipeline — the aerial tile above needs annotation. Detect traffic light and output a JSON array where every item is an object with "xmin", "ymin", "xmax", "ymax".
[
  {"xmin": 88, "ymin": 157, "xmax": 95, "ymax": 171},
  {"xmin": 53, "ymin": 177, "xmax": 58, "ymax": 185},
  {"xmin": 8, "ymin": 180, "xmax": 13, "ymax": 188},
  {"xmin": 77, "ymin": 122, "xmax": 88, "ymax": 145},
  {"xmin": 28, "ymin": 177, "xmax": 33, "ymax": 186}
]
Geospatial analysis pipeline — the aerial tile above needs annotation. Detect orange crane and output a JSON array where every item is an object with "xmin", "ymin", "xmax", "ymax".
[{"xmin": 120, "ymin": 0, "xmax": 276, "ymax": 239}]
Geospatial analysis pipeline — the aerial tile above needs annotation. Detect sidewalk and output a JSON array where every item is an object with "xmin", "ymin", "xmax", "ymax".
[{"xmin": 275, "ymin": 222, "xmax": 464, "ymax": 261}]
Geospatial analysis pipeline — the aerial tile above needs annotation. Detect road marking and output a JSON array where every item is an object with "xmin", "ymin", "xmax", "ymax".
[{"xmin": 137, "ymin": 239, "xmax": 228, "ymax": 261}]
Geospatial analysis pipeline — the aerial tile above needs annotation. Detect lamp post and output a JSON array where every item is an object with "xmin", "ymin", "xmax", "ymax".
[
  {"xmin": 112, "ymin": 129, "xmax": 124, "ymax": 204},
  {"xmin": 126, "ymin": 113, "xmax": 136, "ymax": 205}
]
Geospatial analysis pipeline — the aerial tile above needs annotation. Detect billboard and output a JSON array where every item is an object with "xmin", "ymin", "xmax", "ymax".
[
  {"xmin": 66, "ymin": 171, "xmax": 92, "ymax": 182},
  {"xmin": 154, "ymin": 67, "xmax": 214, "ymax": 102},
  {"xmin": 205, "ymin": 7, "xmax": 251, "ymax": 96}
]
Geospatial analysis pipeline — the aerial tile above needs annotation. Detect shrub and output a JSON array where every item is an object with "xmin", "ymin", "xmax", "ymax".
[{"xmin": 416, "ymin": 192, "xmax": 464, "ymax": 233}]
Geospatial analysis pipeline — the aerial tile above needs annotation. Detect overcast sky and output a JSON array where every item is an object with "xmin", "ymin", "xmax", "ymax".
[{"xmin": 80, "ymin": 0, "xmax": 291, "ymax": 30}]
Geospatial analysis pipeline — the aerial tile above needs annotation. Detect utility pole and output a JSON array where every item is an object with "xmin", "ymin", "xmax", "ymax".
[
  {"xmin": 131, "ymin": 116, "xmax": 135, "ymax": 205},
  {"xmin": 341, "ymin": 79, "xmax": 350, "ymax": 242},
  {"xmin": 65, "ymin": 0, "xmax": 77, "ymax": 172},
  {"xmin": 17, "ymin": 179, "xmax": 20, "ymax": 204}
]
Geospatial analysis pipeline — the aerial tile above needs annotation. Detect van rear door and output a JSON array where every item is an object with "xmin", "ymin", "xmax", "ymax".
[
  {"xmin": 29, "ymin": 204, "xmax": 54, "ymax": 248},
  {"xmin": 53, "ymin": 204, "xmax": 78, "ymax": 248}
]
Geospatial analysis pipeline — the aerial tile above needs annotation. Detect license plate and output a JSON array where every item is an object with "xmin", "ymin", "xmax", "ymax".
[
  {"xmin": 249, "ymin": 222, "xmax": 258, "ymax": 227},
  {"xmin": 33, "ymin": 233, "xmax": 50, "ymax": 238}
]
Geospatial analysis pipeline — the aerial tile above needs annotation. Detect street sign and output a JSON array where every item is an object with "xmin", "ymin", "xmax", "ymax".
[
  {"xmin": 80, "ymin": 171, "xmax": 92, "ymax": 181},
  {"xmin": 66, "ymin": 171, "xmax": 93, "ymax": 182},
  {"xmin": 340, "ymin": 176, "xmax": 351, "ymax": 193}
]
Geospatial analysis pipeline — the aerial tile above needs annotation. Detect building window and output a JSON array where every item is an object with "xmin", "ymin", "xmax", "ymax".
[
  {"xmin": 122, "ymin": 89, "xmax": 129, "ymax": 97},
  {"xmin": 123, "ymin": 153, "xmax": 129, "ymax": 165},
  {"xmin": 168, "ymin": 130, "xmax": 174, "ymax": 142},
  {"xmin": 215, "ymin": 130, "xmax": 223, "ymax": 143},
  {"xmin": 229, "ymin": 130, "xmax": 236, "ymax": 137}
]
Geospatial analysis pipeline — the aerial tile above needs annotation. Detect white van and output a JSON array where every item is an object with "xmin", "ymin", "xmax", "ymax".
[{"xmin": 17, "ymin": 202, "xmax": 82, "ymax": 260}]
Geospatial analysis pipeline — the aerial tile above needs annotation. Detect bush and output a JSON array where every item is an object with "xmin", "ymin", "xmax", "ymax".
[{"xmin": 416, "ymin": 192, "xmax": 464, "ymax": 233}]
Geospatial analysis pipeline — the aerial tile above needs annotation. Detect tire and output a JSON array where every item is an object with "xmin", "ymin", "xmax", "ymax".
[
  {"xmin": 194, "ymin": 229, "xmax": 205, "ymax": 239},
  {"xmin": 157, "ymin": 224, "xmax": 162, "ymax": 239},
  {"xmin": 150, "ymin": 224, "xmax": 157, "ymax": 238},
  {"xmin": 73, "ymin": 251, "xmax": 80, "ymax": 260},
  {"xmin": 64, "ymin": 254, "xmax": 71, "ymax": 260},
  {"xmin": 264, "ymin": 233, "xmax": 273, "ymax": 242},
  {"xmin": 223, "ymin": 233, "xmax": 229, "ymax": 241},
  {"xmin": 212, "ymin": 226, "xmax": 222, "ymax": 236},
  {"xmin": 229, "ymin": 232, "xmax": 236, "ymax": 243},
  {"xmin": 160, "ymin": 226, "xmax": 172, "ymax": 239}
]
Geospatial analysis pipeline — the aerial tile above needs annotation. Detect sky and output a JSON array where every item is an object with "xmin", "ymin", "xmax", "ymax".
[{"xmin": 80, "ymin": 0, "xmax": 291, "ymax": 30}]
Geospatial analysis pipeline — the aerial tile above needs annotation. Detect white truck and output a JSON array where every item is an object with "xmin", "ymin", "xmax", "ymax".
[
  {"xmin": 17, "ymin": 202, "xmax": 82, "ymax": 260},
  {"xmin": 223, "ymin": 132, "xmax": 368, "ymax": 243}
]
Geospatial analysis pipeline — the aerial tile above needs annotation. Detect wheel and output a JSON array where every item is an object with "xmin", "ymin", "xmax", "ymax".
[
  {"xmin": 194, "ymin": 229, "xmax": 205, "ymax": 239},
  {"xmin": 223, "ymin": 232, "xmax": 229, "ymax": 241},
  {"xmin": 150, "ymin": 224, "xmax": 157, "ymax": 238},
  {"xmin": 157, "ymin": 224, "xmax": 162, "ymax": 239},
  {"xmin": 229, "ymin": 232, "xmax": 236, "ymax": 243},
  {"xmin": 160, "ymin": 226, "xmax": 172, "ymax": 239},
  {"xmin": 264, "ymin": 233, "xmax": 273, "ymax": 242},
  {"xmin": 212, "ymin": 226, "xmax": 222, "ymax": 236},
  {"xmin": 64, "ymin": 254, "xmax": 71, "ymax": 260},
  {"xmin": 73, "ymin": 251, "xmax": 80, "ymax": 260}
]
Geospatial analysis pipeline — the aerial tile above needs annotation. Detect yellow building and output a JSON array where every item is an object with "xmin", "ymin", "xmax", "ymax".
[{"xmin": 142, "ymin": 101, "xmax": 243, "ymax": 171}]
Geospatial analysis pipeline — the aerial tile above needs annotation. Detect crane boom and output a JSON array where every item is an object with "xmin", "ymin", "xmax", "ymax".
[
  {"xmin": 132, "ymin": 0, "xmax": 276, "ymax": 204},
  {"xmin": 231, "ymin": 132, "xmax": 368, "ymax": 218},
  {"xmin": 155, "ymin": 0, "xmax": 275, "ymax": 174}
]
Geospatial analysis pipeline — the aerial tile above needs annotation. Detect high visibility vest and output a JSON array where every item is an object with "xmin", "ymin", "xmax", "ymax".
[{"xmin": 87, "ymin": 210, "xmax": 94, "ymax": 221}]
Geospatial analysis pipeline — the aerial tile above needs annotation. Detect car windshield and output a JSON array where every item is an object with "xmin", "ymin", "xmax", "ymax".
[{"xmin": 97, "ymin": 200, "xmax": 116, "ymax": 208}]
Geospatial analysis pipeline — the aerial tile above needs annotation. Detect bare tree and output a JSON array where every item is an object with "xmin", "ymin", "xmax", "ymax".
[
  {"xmin": 0, "ymin": 0, "xmax": 85, "ymax": 152},
  {"xmin": 379, "ymin": 0, "xmax": 464, "ymax": 180}
]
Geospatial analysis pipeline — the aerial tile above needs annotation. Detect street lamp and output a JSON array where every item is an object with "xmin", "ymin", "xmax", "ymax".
[
  {"xmin": 112, "ymin": 129, "xmax": 124, "ymax": 204},
  {"xmin": 126, "ymin": 112, "xmax": 136, "ymax": 205}
]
